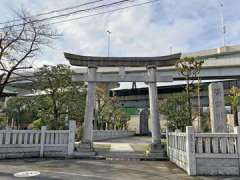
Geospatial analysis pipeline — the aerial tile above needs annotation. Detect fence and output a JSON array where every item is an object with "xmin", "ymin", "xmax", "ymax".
[
  {"xmin": 167, "ymin": 126, "xmax": 240, "ymax": 176},
  {"xmin": 0, "ymin": 121, "xmax": 76, "ymax": 159},
  {"xmin": 167, "ymin": 131, "xmax": 187, "ymax": 171}
]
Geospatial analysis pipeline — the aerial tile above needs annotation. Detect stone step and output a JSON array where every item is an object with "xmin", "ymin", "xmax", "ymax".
[
  {"xmin": 73, "ymin": 151, "xmax": 96, "ymax": 158},
  {"xmin": 96, "ymin": 152, "xmax": 168, "ymax": 161},
  {"xmin": 72, "ymin": 150, "xmax": 168, "ymax": 160}
]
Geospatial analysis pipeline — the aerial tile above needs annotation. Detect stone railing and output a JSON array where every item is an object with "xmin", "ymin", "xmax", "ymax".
[
  {"xmin": 167, "ymin": 126, "xmax": 240, "ymax": 176},
  {"xmin": 167, "ymin": 131, "xmax": 187, "ymax": 171},
  {"xmin": 0, "ymin": 121, "xmax": 76, "ymax": 159},
  {"xmin": 93, "ymin": 130, "xmax": 135, "ymax": 141},
  {"xmin": 192, "ymin": 131, "xmax": 239, "ymax": 176}
]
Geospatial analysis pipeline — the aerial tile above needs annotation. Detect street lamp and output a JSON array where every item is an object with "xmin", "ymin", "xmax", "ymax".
[
  {"xmin": 106, "ymin": 30, "xmax": 111, "ymax": 57},
  {"xmin": 219, "ymin": 0, "xmax": 226, "ymax": 47}
]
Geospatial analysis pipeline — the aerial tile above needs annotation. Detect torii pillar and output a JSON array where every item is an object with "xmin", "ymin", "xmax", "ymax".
[
  {"xmin": 82, "ymin": 67, "xmax": 97, "ymax": 145},
  {"xmin": 148, "ymin": 66, "xmax": 161, "ymax": 143},
  {"xmin": 76, "ymin": 66, "xmax": 97, "ymax": 154},
  {"xmin": 147, "ymin": 66, "xmax": 163, "ymax": 156}
]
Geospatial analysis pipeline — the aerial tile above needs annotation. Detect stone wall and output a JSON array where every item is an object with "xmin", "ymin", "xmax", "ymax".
[
  {"xmin": 93, "ymin": 130, "xmax": 135, "ymax": 141},
  {"xmin": 196, "ymin": 157, "xmax": 239, "ymax": 175}
]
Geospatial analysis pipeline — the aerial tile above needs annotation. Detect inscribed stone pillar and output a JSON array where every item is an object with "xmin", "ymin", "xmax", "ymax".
[
  {"xmin": 139, "ymin": 108, "xmax": 149, "ymax": 135},
  {"xmin": 147, "ymin": 66, "xmax": 161, "ymax": 144},
  {"xmin": 82, "ymin": 67, "xmax": 97, "ymax": 144},
  {"xmin": 238, "ymin": 112, "xmax": 240, "ymax": 126},
  {"xmin": 208, "ymin": 82, "xmax": 226, "ymax": 133}
]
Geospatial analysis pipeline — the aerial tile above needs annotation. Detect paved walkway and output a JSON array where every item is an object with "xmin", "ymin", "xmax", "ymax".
[
  {"xmin": 0, "ymin": 159, "xmax": 229, "ymax": 180},
  {"xmin": 94, "ymin": 136, "xmax": 152, "ymax": 152},
  {"xmin": 110, "ymin": 143, "xmax": 134, "ymax": 152},
  {"xmin": 102, "ymin": 136, "xmax": 152, "ymax": 144}
]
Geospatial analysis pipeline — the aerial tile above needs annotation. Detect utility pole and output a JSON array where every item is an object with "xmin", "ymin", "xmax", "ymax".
[
  {"xmin": 219, "ymin": 0, "xmax": 226, "ymax": 47},
  {"xmin": 107, "ymin": 30, "xmax": 111, "ymax": 57},
  {"xmin": 169, "ymin": 46, "xmax": 173, "ymax": 55}
]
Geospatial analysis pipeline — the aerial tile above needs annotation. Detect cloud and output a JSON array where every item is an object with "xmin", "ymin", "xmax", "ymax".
[{"xmin": 0, "ymin": 0, "xmax": 240, "ymax": 68}]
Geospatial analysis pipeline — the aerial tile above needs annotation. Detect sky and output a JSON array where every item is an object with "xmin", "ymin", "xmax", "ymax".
[{"xmin": 0, "ymin": 0, "xmax": 240, "ymax": 69}]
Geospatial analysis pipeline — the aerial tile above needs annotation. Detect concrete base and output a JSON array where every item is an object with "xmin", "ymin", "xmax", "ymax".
[
  {"xmin": 75, "ymin": 143, "xmax": 96, "ymax": 158},
  {"xmin": 146, "ymin": 143, "xmax": 166, "ymax": 158},
  {"xmin": 77, "ymin": 143, "xmax": 96, "ymax": 153},
  {"xmin": 73, "ymin": 151, "xmax": 96, "ymax": 158}
]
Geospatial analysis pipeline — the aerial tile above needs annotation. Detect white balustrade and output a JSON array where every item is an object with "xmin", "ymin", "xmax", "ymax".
[
  {"xmin": 0, "ymin": 121, "xmax": 76, "ymax": 158},
  {"xmin": 167, "ymin": 126, "xmax": 240, "ymax": 176}
]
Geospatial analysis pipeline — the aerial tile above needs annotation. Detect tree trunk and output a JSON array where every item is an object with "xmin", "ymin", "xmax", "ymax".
[
  {"xmin": 52, "ymin": 99, "xmax": 59, "ymax": 129},
  {"xmin": 234, "ymin": 108, "xmax": 238, "ymax": 126},
  {"xmin": 186, "ymin": 78, "xmax": 192, "ymax": 126},
  {"xmin": 0, "ymin": 85, "xmax": 5, "ymax": 98}
]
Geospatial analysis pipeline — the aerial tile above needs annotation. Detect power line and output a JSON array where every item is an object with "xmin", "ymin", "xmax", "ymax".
[
  {"xmin": 0, "ymin": 0, "xmax": 107, "ymax": 25},
  {"xmin": 0, "ymin": 0, "xmax": 135, "ymax": 29},
  {"xmin": 46, "ymin": 0, "xmax": 161, "ymax": 26}
]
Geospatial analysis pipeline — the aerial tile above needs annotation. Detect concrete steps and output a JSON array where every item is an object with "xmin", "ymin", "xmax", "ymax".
[
  {"xmin": 96, "ymin": 151, "xmax": 168, "ymax": 161},
  {"xmin": 72, "ymin": 150, "xmax": 168, "ymax": 160}
]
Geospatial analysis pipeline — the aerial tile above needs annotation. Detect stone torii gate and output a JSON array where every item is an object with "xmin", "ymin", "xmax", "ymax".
[{"xmin": 64, "ymin": 52, "xmax": 181, "ymax": 156}]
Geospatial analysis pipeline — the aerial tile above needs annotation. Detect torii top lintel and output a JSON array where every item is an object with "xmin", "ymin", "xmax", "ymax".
[{"xmin": 64, "ymin": 52, "xmax": 181, "ymax": 67}]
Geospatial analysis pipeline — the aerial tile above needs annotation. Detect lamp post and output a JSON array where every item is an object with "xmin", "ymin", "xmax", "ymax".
[
  {"xmin": 219, "ymin": 0, "xmax": 226, "ymax": 47},
  {"xmin": 106, "ymin": 30, "xmax": 111, "ymax": 57}
]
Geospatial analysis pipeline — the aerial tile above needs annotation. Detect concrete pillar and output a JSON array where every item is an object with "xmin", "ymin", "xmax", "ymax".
[
  {"xmin": 68, "ymin": 120, "xmax": 76, "ymax": 156},
  {"xmin": 40, "ymin": 126, "xmax": 47, "ymax": 157},
  {"xmin": 186, "ymin": 126, "xmax": 196, "ymax": 175},
  {"xmin": 82, "ymin": 67, "xmax": 97, "ymax": 144},
  {"xmin": 147, "ymin": 66, "xmax": 161, "ymax": 145}
]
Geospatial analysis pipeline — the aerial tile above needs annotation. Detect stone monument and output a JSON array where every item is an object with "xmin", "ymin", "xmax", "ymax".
[
  {"xmin": 208, "ymin": 82, "xmax": 226, "ymax": 133},
  {"xmin": 139, "ymin": 108, "xmax": 149, "ymax": 135}
]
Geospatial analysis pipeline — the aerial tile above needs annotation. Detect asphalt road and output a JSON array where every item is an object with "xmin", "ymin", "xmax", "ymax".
[{"xmin": 0, "ymin": 159, "xmax": 236, "ymax": 180}]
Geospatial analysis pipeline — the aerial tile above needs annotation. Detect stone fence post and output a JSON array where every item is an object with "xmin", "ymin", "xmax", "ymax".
[
  {"xmin": 175, "ymin": 129, "xmax": 180, "ymax": 150},
  {"xmin": 40, "ymin": 126, "xmax": 47, "ymax": 158},
  {"xmin": 68, "ymin": 120, "xmax": 76, "ymax": 156},
  {"xmin": 234, "ymin": 126, "xmax": 240, "ymax": 174},
  {"xmin": 166, "ymin": 128, "xmax": 169, "ymax": 156},
  {"xmin": 186, "ymin": 126, "xmax": 196, "ymax": 175}
]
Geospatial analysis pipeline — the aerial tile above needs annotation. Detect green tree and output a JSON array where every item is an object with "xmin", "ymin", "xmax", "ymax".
[
  {"xmin": 0, "ymin": 116, "xmax": 7, "ymax": 129},
  {"xmin": 159, "ymin": 93, "xmax": 189, "ymax": 131},
  {"xmin": 95, "ymin": 94, "xmax": 129, "ymax": 130},
  {"xmin": 176, "ymin": 57, "xmax": 203, "ymax": 125},
  {"xmin": 33, "ymin": 65, "xmax": 86, "ymax": 129},
  {"xmin": 5, "ymin": 96, "xmax": 37, "ymax": 129},
  {"xmin": 227, "ymin": 86, "xmax": 240, "ymax": 126}
]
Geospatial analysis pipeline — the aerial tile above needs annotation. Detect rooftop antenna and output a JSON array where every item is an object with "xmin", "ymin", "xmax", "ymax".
[{"xmin": 219, "ymin": 0, "xmax": 226, "ymax": 47}]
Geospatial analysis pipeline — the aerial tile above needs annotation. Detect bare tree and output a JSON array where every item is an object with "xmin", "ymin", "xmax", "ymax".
[{"xmin": 0, "ymin": 10, "xmax": 57, "ymax": 97}]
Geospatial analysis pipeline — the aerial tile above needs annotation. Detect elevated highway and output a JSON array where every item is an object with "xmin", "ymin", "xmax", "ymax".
[
  {"xmin": 72, "ymin": 45, "xmax": 240, "ymax": 81},
  {"xmin": 7, "ymin": 45, "xmax": 240, "ymax": 96}
]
